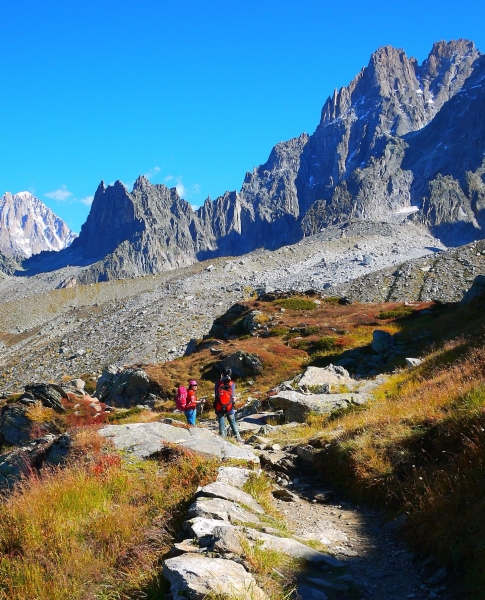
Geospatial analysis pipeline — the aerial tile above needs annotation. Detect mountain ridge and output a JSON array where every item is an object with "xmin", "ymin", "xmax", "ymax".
[{"xmin": 8, "ymin": 39, "xmax": 485, "ymax": 283}]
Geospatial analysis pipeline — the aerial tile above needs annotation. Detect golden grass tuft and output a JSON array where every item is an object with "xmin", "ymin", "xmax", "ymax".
[{"xmin": 0, "ymin": 444, "xmax": 218, "ymax": 600}]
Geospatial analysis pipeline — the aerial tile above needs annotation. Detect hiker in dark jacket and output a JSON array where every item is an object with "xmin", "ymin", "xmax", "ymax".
[{"xmin": 214, "ymin": 368, "xmax": 242, "ymax": 442}]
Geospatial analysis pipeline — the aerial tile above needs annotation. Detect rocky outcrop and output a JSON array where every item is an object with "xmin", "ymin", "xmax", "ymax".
[
  {"xmin": 215, "ymin": 351, "xmax": 264, "ymax": 377},
  {"xmin": 98, "ymin": 422, "xmax": 260, "ymax": 462},
  {"xmin": 94, "ymin": 365, "xmax": 151, "ymax": 408},
  {"xmin": 0, "ymin": 192, "xmax": 76, "ymax": 258},
  {"xmin": 0, "ymin": 433, "xmax": 72, "ymax": 489}
]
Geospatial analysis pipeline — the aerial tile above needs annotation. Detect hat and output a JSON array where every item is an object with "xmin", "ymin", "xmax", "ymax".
[{"xmin": 188, "ymin": 379, "xmax": 198, "ymax": 386}]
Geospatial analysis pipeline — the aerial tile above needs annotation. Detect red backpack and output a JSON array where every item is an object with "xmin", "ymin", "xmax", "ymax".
[
  {"xmin": 175, "ymin": 386, "xmax": 187, "ymax": 411},
  {"xmin": 215, "ymin": 380, "xmax": 234, "ymax": 413}
]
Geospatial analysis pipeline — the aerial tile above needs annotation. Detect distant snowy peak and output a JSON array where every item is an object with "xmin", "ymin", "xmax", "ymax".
[{"xmin": 0, "ymin": 192, "xmax": 77, "ymax": 259}]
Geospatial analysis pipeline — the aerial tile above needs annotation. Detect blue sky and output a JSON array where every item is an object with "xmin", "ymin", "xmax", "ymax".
[{"xmin": 1, "ymin": 0, "xmax": 484, "ymax": 233}]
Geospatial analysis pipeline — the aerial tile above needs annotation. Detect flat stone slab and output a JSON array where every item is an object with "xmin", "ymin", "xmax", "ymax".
[
  {"xmin": 163, "ymin": 554, "xmax": 268, "ymax": 599},
  {"xmin": 188, "ymin": 496, "xmax": 260, "ymax": 525},
  {"xmin": 270, "ymin": 390, "xmax": 370, "ymax": 422},
  {"xmin": 198, "ymin": 481, "xmax": 264, "ymax": 514},
  {"xmin": 98, "ymin": 422, "xmax": 259, "ymax": 462},
  {"xmin": 217, "ymin": 466, "xmax": 257, "ymax": 489}
]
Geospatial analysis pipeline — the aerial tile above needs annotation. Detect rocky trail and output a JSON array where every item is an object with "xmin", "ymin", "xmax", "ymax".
[
  {"xmin": 272, "ymin": 479, "xmax": 450, "ymax": 600},
  {"xmin": 157, "ymin": 414, "xmax": 454, "ymax": 600}
]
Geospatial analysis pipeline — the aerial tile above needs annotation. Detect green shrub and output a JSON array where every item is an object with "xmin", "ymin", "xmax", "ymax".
[
  {"xmin": 301, "ymin": 326, "xmax": 320, "ymax": 337},
  {"xmin": 274, "ymin": 298, "xmax": 317, "ymax": 311},
  {"xmin": 312, "ymin": 336, "xmax": 337, "ymax": 352},
  {"xmin": 378, "ymin": 306, "xmax": 415, "ymax": 320},
  {"xmin": 267, "ymin": 327, "xmax": 289, "ymax": 337}
]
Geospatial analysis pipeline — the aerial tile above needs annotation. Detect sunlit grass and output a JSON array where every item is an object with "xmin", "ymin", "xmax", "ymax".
[{"xmin": 0, "ymin": 436, "xmax": 218, "ymax": 600}]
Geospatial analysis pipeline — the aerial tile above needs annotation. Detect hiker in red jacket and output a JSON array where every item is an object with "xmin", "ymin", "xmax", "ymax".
[
  {"xmin": 214, "ymin": 368, "xmax": 242, "ymax": 442},
  {"xmin": 185, "ymin": 380, "xmax": 202, "ymax": 426}
]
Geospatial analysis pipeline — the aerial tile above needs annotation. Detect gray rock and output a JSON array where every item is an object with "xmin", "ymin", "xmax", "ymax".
[
  {"xmin": 23, "ymin": 383, "xmax": 67, "ymax": 412},
  {"xmin": 0, "ymin": 433, "xmax": 73, "ymax": 489},
  {"xmin": 244, "ymin": 529, "xmax": 344, "ymax": 567},
  {"xmin": 0, "ymin": 402, "xmax": 55, "ymax": 446},
  {"xmin": 216, "ymin": 351, "xmax": 263, "ymax": 377},
  {"xmin": 306, "ymin": 577, "xmax": 349, "ymax": 592},
  {"xmin": 187, "ymin": 497, "xmax": 260, "ymax": 524},
  {"xmin": 428, "ymin": 567, "xmax": 447, "ymax": 586},
  {"xmin": 162, "ymin": 554, "xmax": 268, "ymax": 600},
  {"xmin": 216, "ymin": 466, "xmax": 256, "ymax": 489},
  {"xmin": 272, "ymin": 488, "xmax": 299, "ymax": 502},
  {"xmin": 382, "ymin": 514, "xmax": 407, "ymax": 531},
  {"xmin": 296, "ymin": 365, "xmax": 357, "ymax": 393},
  {"xmin": 371, "ymin": 330, "xmax": 394, "ymax": 354},
  {"xmin": 296, "ymin": 444, "xmax": 319, "ymax": 464},
  {"xmin": 94, "ymin": 366, "xmax": 150, "ymax": 408},
  {"xmin": 211, "ymin": 523, "xmax": 246, "ymax": 554},
  {"xmin": 69, "ymin": 378, "xmax": 86, "ymax": 390},
  {"xmin": 198, "ymin": 481, "xmax": 264, "ymax": 514},
  {"xmin": 183, "ymin": 516, "xmax": 230, "ymax": 542},
  {"xmin": 270, "ymin": 390, "xmax": 369, "ymax": 422},
  {"xmin": 98, "ymin": 422, "xmax": 259, "ymax": 463},
  {"xmin": 461, "ymin": 274, "xmax": 485, "ymax": 304},
  {"xmin": 405, "ymin": 357, "xmax": 423, "ymax": 367}
]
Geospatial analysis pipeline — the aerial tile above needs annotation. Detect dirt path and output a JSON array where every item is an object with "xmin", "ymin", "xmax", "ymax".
[{"xmin": 272, "ymin": 478, "xmax": 451, "ymax": 600}]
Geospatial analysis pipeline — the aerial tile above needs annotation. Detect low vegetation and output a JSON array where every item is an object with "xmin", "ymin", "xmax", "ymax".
[{"xmin": 0, "ymin": 433, "xmax": 218, "ymax": 600}]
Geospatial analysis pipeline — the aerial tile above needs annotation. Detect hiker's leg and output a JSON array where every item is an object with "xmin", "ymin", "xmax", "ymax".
[
  {"xmin": 227, "ymin": 413, "xmax": 242, "ymax": 441},
  {"xmin": 185, "ymin": 409, "xmax": 196, "ymax": 426},
  {"xmin": 217, "ymin": 414, "xmax": 226, "ymax": 437}
]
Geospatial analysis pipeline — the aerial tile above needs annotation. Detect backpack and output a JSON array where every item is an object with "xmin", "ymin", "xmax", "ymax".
[
  {"xmin": 215, "ymin": 380, "xmax": 233, "ymax": 414},
  {"xmin": 175, "ymin": 386, "xmax": 188, "ymax": 411}
]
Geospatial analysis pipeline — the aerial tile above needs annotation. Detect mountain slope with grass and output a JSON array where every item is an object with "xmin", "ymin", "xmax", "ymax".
[{"xmin": 1, "ymin": 291, "xmax": 485, "ymax": 598}]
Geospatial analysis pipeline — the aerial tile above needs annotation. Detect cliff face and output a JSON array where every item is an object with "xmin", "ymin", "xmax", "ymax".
[{"xmin": 20, "ymin": 40, "xmax": 485, "ymax": 281}]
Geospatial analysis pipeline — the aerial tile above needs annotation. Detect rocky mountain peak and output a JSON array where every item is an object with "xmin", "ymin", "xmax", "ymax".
[{"xmin": 0, "ymin": 191, "xmax": 76, "ymax": 258}]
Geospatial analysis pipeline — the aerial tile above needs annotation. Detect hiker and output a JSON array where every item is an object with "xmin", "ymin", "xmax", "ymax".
[
  {"xmin": 214, "ymin": 367, "xmax": 242, "ymax": 442},
  {"xmin": 179, "ymin": 379, "xmax": 203, "ymax": 426}
]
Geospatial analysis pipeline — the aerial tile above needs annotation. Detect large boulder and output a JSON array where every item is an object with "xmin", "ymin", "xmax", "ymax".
[
  {"xmin": 94, "ymin": 366, "xmax": 151, "ymax": 407},
  {"xmin": 0, "ymin": 402, "xmax": 58, "ymax": 447},
  {"xmin": 163, "ymin": 554, "xmax": 268, "ymax": 599},
  {"xmin": 269, "ymin": 390, "xmax": 369, "ymax": 422},
  {"xmin": 0, "ymin": 433, "xmax": 73, "ymax": 489},
  {"xmin": 216, "ymin": 351, "xmax": 263, "ymax": 378},
  {"xmin": 371, "ymin": 330, "xmax": 394, "ymax": 354},
  {"xmin": 21, "ymin": 383, "xmax": 67, "ymax": 413},
  {"xmin": 295, "ymin": 365, "xmax": 358, "ymax": 393},
  {"xmin": 208, "ymin": 303, "xmax": 249, "ymax": 339}
]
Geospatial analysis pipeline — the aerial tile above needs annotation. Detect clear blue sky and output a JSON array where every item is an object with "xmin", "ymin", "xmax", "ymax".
[{"xmin": 1, "ymin": 0, "xmax": 484, "ymax": 233}]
